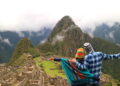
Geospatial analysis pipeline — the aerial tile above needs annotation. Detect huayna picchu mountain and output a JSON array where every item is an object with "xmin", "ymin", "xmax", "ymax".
[
  {"xmin": 38, "ymin": 15, "xmax": 120, "ymax": 81},
  {"xmin": 46, "ymin": 16, "xmax": 92, "ymax": 57}
]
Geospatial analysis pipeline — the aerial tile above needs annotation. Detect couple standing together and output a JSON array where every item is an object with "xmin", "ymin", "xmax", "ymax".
[{"xmin": 49, "ymin": 42, "xmax": 120, "ymax": 86}]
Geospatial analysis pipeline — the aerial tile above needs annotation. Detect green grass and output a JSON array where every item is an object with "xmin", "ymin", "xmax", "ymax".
[
  {"xmin": 34, "ymin": 57, "xmax": 42, "ymax": 66},
  {"xmin": 34, "ymin": 57, "xmax": 66, "ymax": 78},
  {"xmin": 104, "ymin": 82, "xmax": 112, "ymax": 86},
  {"xmin": 9, "ymin": 54, "xmax": 28, "ymax": 66}
]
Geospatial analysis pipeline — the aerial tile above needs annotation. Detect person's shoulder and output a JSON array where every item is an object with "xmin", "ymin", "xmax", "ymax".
[
  {"xmin": 93, "ymin": 52, "xmax": 102, "ymax": 54},
  {"xmin": 86, "ymin": 52, "xmax": 103, "ymax": 57},
  {"xmin": 91, "ymin": 52, "xmax": 104, "ymax": 57},
  {"xmin": 85, "ymin": 53, "xmax": 93, "ymax": 59}
]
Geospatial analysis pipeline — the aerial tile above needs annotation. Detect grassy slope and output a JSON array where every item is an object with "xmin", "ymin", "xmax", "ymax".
[
  {"xmin": 9, "ymin": 53, "xmax": 29, "ymax": 66},
  {"xmin": 34, "ymin": 57, "xmax": 66, "ymax": 78}
]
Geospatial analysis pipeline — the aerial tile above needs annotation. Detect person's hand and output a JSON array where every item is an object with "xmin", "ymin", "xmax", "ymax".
[
  {"xmin": 48, "ymin": 58, "xmax": 54, "ymax": 61},
  {"xmin": 69, "ymin": 58, "xmax": 76, "ymax": 63}
]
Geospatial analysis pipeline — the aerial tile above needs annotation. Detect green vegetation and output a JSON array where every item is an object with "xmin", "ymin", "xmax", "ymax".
[
  {"xmin": 92, "ymin": 37, "xmax": 120, "ymax": 53},
  {"xmin": 9, "ymin": 53, "xmax": 30, "ymax": 66},
  {"xmin": 34, "ymin": 57, "xmax": 66, "ymax": 78},
  {"xmin": 11, "ymin": 38, "xmax": 33, "ymax": 60},
  {"xmin": 8, "ymin": 37, "xmax": 40, "ymax": 65},
  {"xmin": 27, "ymin": 48, "xmax": 40, "ymax": 57},
  {"xmin": 91, "ymin": 37, "xmax": 120, "ymax": 80},
  {"xmin": 37, "ymin": 42, "xmax": 55, "ymax": 55},
  {"xmin": 104, "ymin": 82, "xmax": 112, "ymax": 86}
]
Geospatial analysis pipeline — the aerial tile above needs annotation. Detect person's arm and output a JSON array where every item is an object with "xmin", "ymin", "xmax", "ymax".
[
  {"xmin": 102, "ymin": 53, "xmax": 120, "ymax": 60},
  {"xmin": 54, "ymin": 58, "xmax": 61, "ymax": 61},
  {"xmin": 49, "ymin": 58, "xmax": 61, "ymax": 61}
]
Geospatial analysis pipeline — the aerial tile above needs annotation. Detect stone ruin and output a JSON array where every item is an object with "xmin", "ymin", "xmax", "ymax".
[{"xmin": 0, "ymin": 54, "xmax": 70, "ymax": 86}]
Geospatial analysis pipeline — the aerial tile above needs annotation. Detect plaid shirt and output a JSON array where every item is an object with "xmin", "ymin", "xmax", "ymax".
[{"xmin": 76, "ymin": 52, "xmax": 120, "ymax": 84}]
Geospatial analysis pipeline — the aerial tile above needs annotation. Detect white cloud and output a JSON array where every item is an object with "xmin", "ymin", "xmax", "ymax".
[
  {"xmin": 0, "ymin": 35, "xmax": 12, "ymax": 46},
  {"xmin": 109, "ymin": 31, "xmax": 115, "ymax": 39},
  {"xmin": 40, "ymin": 39, "xmax": 47, "ymax": 44},
  {"xmin": 52, "ymin": 35, "xmax": 64, "ymax": 44},
  {"xmin": 55, "ymin": 35, "xmax": 64, "ymax": 41},
  {"xmin": 3, "ymin": 39, "xmax": 12, "ymax": 46},
  {"xmin": 0, "ymin": 0, "xmax": 120, "ymax": 31}
]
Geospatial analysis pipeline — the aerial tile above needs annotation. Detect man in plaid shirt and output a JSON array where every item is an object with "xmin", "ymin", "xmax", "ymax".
[{"xmin": 71, "ymin": 43, "xmax": 120, "ymax": 86}]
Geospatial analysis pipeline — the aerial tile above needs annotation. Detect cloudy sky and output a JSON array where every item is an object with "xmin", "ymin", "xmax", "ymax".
[{"xmin": 0, "ymin": 0, "xmax": 120, "ymax": 31}]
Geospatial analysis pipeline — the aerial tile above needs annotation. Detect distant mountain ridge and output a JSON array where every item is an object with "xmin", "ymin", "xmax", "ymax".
[
  {"xmin": 0, "ymin": 27, "xmax": 51, "ymax": 63},
  {"xmin": 93, "ymin": 22, "xmax": 120, "ymax": 44}
]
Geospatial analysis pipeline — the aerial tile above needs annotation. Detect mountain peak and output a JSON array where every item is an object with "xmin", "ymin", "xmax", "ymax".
[
  {"xmin": 45, "ymin": 16, "xmax": 89, "ymax": 56},
  {"xmin": 60, "ymin": 16, "xmax": 75, "ymax": 25},
  {"xmin": 55, "ymin": 15, "xmax": 75, "ymax": 30},
  {"xmin": 48, "ymin": 16, "xmax": 82, "ymax": 42}
]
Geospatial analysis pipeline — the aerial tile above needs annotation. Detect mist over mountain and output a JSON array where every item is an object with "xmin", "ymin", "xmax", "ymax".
[
  {"xmin": 0, "ymin": 27, "xmax": 52, "ymax": 63},
  {"xmin": 93, "ymin": 22, "xmax": 120, "ymax": 45}
]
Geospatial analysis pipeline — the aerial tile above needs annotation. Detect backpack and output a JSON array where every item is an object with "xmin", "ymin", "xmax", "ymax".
[{"xmin": 60, "ymin": 58, "xmax": 97, "ymax": 85}]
